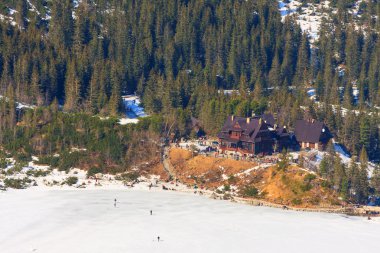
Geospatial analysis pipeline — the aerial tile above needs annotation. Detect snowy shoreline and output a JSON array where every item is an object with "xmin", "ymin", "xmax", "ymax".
[
  {"xmin": 2, "ymin": 173, "xmax": 378, "ymax": 217},
  {"xmin": 1, "ymin": 159, "xmax": 378, "ymax": 216}
]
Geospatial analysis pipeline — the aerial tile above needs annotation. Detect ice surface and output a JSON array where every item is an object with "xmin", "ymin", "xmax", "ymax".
[{"xmin": 0, "ymin": 189, "xmax": 379, "ymax": 253}]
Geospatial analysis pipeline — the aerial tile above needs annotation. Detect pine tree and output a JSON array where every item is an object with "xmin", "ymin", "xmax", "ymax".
[
  {"xmin": 64, "ymin": 61, "xmax": 80, "ymax": 112},
  {"xmin": 253, "ymin": 77, "xmax": 264, "ymax": 101},
  {"xmin": 50, "ymin": 0, "xmax": 74, "ymax": 48},
  {"xmin": 268, "ymin": 53, "xmax": 281, "ymax": 88},
  {"xmin": 355, "ymin": 147, "xmax": 369, "ymax": 203},
  {"xmin": 109, "ymin": 65, "xmax": 121, "ymax": 116},
  {"xmin": 343, "ymin": 84, "xmax": 353, "ymax": 109},
  {"xmin": 371, "ymin": 165, "xmax": 380, "ymax": 196},
  {"xmin": 15, "ymin": 0, "xmax": 28, "ymax": 30},
  {"xmin": 294, "ymin": 33, "xmax": 310, "ymax": 86},
  {"xmin": 359, "ymin": 116, "xmax": 371, "ymax": 152}
]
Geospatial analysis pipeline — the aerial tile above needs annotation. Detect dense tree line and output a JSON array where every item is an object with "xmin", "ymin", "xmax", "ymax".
[
  {"xmin": 0, "ymin": 97, "xmax": 164, "ymax": 172},
  {"xmin": 318, "ymin": 143, "xmax": 380, "ymax": 204},
  {"xmin": 0, "ymin": 3, "xmax": 378, "ymax": 156}
]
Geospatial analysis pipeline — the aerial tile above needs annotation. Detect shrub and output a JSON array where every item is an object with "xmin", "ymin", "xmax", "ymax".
[
  {"xmin": 5, "ymin": 163, "xmax": 25, "ymax": 175},
  {"xmin": 87, "ymin": 167, "xmax": 103, "ymax": 178},
  {"xmin": 277, "ymin": 149, "xmax": 289, "ymax": 171},
  {"xmin": 14, "ymin": 152, "xmax": 31, "ymax": 163},
  {"xmin": 304, "ymin": 174, "xmax": 317, "ymax": 183},
  {"xmin": 13, "ymin": 163, "xmax": 25, "ymax": 173},
  {"xmin": 116, "ymin": 172, "xmax": 139, "ymax": 182},
  {"xmin": 26, "ymin": 170, "xmax": 50, "ymax": 177},
  {"xmin": 37, "ymin": 156, "xmax": 60, "ymax": 167},
  {"xmin": 4, "ymin": 178, "xmax": 32, "ymax": 189},
  {"xmin": 64, "ymin": 177, "xmax": 78, "ymax": 186},
  {"xmin": 59, "ymin": 152, "xmax": 84, "ymax": 172},
  {"xmin": 223, "ymin": 184, "xmax": 231, "ymax": 192},
  {"xmin": 321, "ymin": 180, "xmax": 330, "ymax": 188},
  {"xmin": 300, "ymin": 182, "xmax": 312, "ymax": 192},
  {"xmin": 215, "ymin": 188, "xmax": 223, "ymax": 194},
  {"xmin": 227, "ymin": 175, "xmax": 237, "ymax": 184},
  {"xmin": 242, "ymin": 186, "xmax": 259, "ymax": 197},
  {"xmin": 0, "ymin": 158, "xmax": 8, "ymax": 169},
  {"xmin": 291, "ymin": 198, "xmax": 302, "ymax": 205}
]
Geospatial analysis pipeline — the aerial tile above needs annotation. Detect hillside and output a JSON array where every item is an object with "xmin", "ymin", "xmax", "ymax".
[
  {"xmin": 168, "ymin": 148, "xmax": 342, "ymax": 208},
  {"xmin": 0, "ymin": 0, "xmax": 378, "ymax": 206}
]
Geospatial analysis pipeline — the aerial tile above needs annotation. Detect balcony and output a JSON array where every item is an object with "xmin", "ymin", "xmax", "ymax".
[{"xmin": 219, "ymin": 145, "xmax": 254, "ymax": 155}]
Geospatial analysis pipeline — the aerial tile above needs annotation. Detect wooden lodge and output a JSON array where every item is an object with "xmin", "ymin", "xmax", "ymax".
[
  {"xmin": 294, "ymin": 119, "xmax": 332, "ymax": 151},
  {"xmin": 217, "ymin": 115, "xmax": 276, "ymax": 155},
  {"xmin": 217, "ymin": 115, "xmax": 332, "ymax": 156}
]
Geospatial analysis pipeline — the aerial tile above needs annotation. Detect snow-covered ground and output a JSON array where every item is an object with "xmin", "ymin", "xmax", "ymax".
[
  {"xmin": 278, "ymin": 0, "xmax": 331, "ymax": 42},
  {"xmin": 0, "ymin": 189, "xmax": 379, "ymax": 253},
  {"xmin": 278, "ymin": 0, "xmax": 378, "ymax": 43},
  {"xmin": 119, "ymin": 95, "xmax": 148, "ymax": 125},
  {"xmin": 0, "ymin": 95, "xmax": 35, "ymax": 110}
]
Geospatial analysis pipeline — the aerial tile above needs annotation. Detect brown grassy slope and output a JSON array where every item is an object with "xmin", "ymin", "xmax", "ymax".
[
  {"xmin": 257, "ymin": 166, "xmax": 340, "ymax": 208},
  {"xmin": 169, "ymin": 148, "xmax": 257, "ymax": 187},
  {"xmin": 168, "ymin": 148, "xmax": 342, "ymax": 208}
]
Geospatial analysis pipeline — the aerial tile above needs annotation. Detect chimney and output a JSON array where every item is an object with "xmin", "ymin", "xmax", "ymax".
[
  {"xmin": 259, "ymin": 118, "xmax": 262, "ymax": 125},
  {"xmin": 231, "ymin": 115, "xmax": 235, "ymax": 121},
  {"xmin": 247, "ymin": 117, "xmax": 251, "ymax": 124},
  {"xmin": 274, "ymin": 124, "xmax": 277, "ymax": 129}
]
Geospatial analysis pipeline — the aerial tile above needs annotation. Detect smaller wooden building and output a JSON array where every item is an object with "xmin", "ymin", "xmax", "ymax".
[{"xmin": 294, "ymin": 119, "xmax": 332, "ymax": 150}]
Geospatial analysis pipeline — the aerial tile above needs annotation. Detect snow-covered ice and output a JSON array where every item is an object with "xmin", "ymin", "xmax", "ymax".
[{"xmin": 0, "ymin": 189, "xmax": 379, "ymax": 253}]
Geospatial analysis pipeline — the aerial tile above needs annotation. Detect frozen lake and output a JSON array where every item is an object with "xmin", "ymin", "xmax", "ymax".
[{"xmin": 0, "ymin": 189, "xmax": 379, "ymax": 253}]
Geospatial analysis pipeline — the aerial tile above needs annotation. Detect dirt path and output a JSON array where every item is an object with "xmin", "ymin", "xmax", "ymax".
[{"xmin": 163, "ymin": 147, "xmax": 176, "ymax": 179}]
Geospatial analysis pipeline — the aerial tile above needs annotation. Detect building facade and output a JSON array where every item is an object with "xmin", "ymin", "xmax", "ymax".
[
  {"xmin": 294, "ymin": 119, "xmax": 332, "ymax": 150},
  {"xmin": 217, "ymin": 116, "xmax": 275, "ymax": 155}
]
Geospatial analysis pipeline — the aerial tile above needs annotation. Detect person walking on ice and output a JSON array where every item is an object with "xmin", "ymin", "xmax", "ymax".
[
  {"xmin": 114, "ymin": 198, "xmax": 117, "ymax": 207},
  {"xmin": 157, "ymin": 236, "xmax": 160, "ymax": 242},
  {"xmin": 150, "ymin": 210, "xmax": 153, "ymax": 215}
]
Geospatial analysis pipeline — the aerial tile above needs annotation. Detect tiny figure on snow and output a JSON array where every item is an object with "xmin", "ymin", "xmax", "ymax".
[
  {"xmin": 114, "ymin": 198, "xmax": 117, "ymax": 207},
  {"xmin": 150, "ymin": 210, "xmax": 153, "ymax": 215},
  {"xmin": 157, "ymin": 236, "xmax": 160, "ymax": 242}
]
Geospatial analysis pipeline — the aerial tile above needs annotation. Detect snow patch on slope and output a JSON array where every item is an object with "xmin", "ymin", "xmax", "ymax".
[
  {"xmin": 278, "ymin": 0, "xmax": 331, "ymax": 43},
  {"xmin": 119, "ymin": 95, "xmax": 148, "ymax": 125}
]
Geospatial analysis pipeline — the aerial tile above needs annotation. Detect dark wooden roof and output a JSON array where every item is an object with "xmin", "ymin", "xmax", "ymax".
[
  {"xmin": 294, "ymin": 119, "xmax": 330, "ymax": 143},
  {"xmin": 276, "ymin": 126, "xmax": 289, "ymax": 137},
  {"xmin": 217, "ymin": 116, "xmax": 269, "ymax": 142},
  {"xmin": 261, "ymin": 113, "xmax": 275, "ymax": 127}
]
